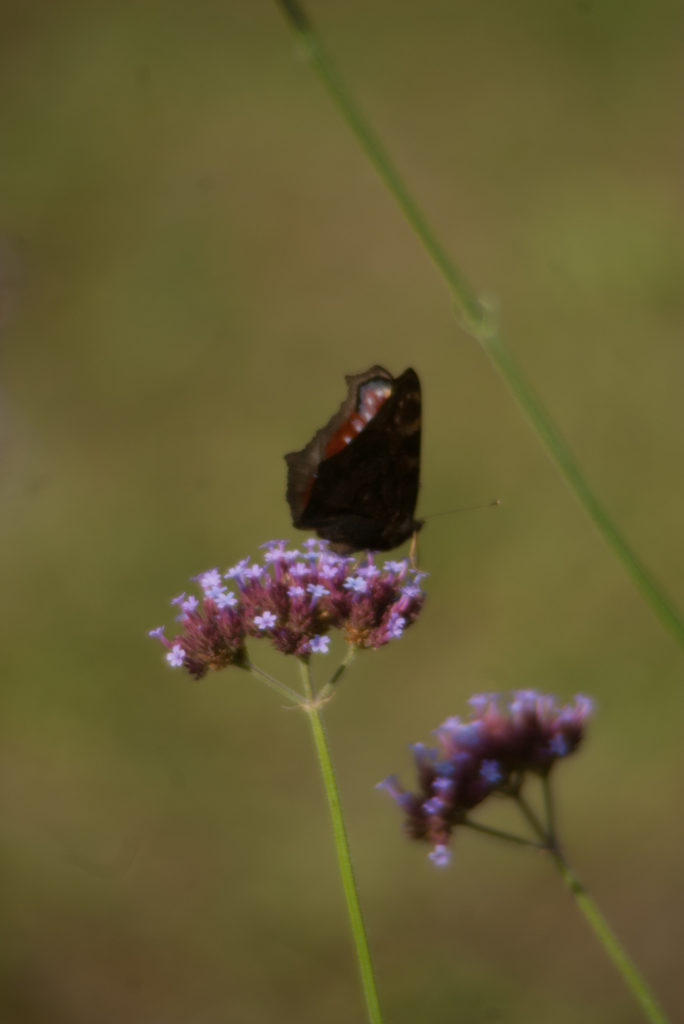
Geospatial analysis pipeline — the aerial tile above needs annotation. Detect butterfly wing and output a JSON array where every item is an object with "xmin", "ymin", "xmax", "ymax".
[{"xmin": 285, "ymin": 366, "xmax": 422, "ymax": 552}]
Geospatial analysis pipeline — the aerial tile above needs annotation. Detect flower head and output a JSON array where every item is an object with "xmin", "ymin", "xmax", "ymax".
[
  {"xmin": 149, "ymin": 539, "xmax": 427, "ymax": 677},
  {"xmin": 378, "ymin": 690, "xmax": 593, "ymax": 865}
]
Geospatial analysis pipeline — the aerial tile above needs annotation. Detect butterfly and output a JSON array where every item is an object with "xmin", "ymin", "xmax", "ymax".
[{"xmin": 285, "ymin": 365, "xmax": 422, "ymax": 553}]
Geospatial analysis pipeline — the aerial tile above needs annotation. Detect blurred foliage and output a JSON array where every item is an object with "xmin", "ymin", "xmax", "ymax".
[{"xmin": 1, "ymin": 1, "xmax": 683, "ymax": 1021}]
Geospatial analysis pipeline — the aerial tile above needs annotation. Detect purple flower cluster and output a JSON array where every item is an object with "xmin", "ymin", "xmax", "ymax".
[
  {"xmin": 379, "ymin": 690, "xmax": 593, "ymax": 867},
  {"xmin": 149, "ymin": 539, "xmax": 427, "ymax": 678}
]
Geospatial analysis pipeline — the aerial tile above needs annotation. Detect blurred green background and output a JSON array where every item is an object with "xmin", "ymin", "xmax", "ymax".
[{"xmin": 2, "ymin": 1, "xmax": 684, "ymax": 1021}]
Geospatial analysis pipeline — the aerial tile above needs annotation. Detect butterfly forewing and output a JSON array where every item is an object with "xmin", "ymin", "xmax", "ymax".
[{"xmin": 285, "ymin": 366, "xmax": 422, "ymax": 552}]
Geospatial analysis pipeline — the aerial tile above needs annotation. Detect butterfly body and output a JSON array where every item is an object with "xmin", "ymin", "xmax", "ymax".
[{"xmin": 285, "ymin": 365, "xmax": 422, "ymax": 553}]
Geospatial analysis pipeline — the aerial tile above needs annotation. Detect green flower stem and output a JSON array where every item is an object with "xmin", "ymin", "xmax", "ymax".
[
  {"xmin": 541, "ymin": 773, "xmax": 557, "ymax": 847},
  {"xmin": 299, "ymin": 659, "xmax": 384, "ymax": 1024},
  {"xmin": 550, "ymin": 850, "xmax": 670, "ymax": 1024},
  {"xmin": 475, "ymin": 797, "xmax": 671, "ymax": 1024},
  {"xmin": 462, "ymin": 818, "xmax": 546, "ymax": 850},
  {"xmin": 317, "ymin": 643, "xmax": 357, "ymax": 704},
  {"xmin": 245, "ymin": 663, "xmax": 303, "ymax": 705},
  {"xmin": 274, "ymin": 0, "xmax": 684, "ymax": 654},
  {"xmin": 513, "ymin": 788, "xmax": 548, "ymax": 842},
  {"xmin": 509, "ymin": 787, "xmax": 670, "ymax": 1024}
]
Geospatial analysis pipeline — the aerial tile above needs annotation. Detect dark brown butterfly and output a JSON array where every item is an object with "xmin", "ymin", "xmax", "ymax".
[{"xmin": 285, "ymin": 365, "xmax": 422, "ymax": 553}]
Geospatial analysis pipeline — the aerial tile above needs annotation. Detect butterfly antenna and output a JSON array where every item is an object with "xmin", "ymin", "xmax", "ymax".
[{"xmin": 426, "ymin": 498, "xmax": 502, "ymax": 520}]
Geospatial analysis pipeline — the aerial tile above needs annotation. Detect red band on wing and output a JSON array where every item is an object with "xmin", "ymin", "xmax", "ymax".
[{"xmin": 323, "ymin": 380, "xmax": 392, "ymax": 458}]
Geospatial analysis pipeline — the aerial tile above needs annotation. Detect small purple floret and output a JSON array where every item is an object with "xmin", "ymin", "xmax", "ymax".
[
  {"xmin": 307, "ymin": 583, "xmax": 329, "ymax": 603},
  {"xmin": 166, "ymin": 643, "xmax": 185, "ymax": 667},
  {"xmin": 198, "ymin": 569, "xmax": 222, "ymax": 594},
  {"xmin": 480, "ymin": 759, "xmax": 503, "ymax": 785},
  {"xmin": 309, "ymin": 634, "xmax": 331, "ymax": 654},
  {"xmin": 254, "ymin": 611, "xmax": 277, "ymax": 631},
  {"xmin": 428, "ymin": 844, "xmax": 451, "ymax": 868},
  {"xmin": 344, "ymin": 575, "xmax": 368, "ymax": 594}
]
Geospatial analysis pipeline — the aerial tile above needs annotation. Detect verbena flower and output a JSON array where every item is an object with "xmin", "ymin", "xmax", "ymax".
[
  {"xmin": 378, "ymin": 690, "xmax": 593, "ymax": 866},
  {"xmin": 149, "ymin": 539, "xmax": 427, "ymax": 679}
]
